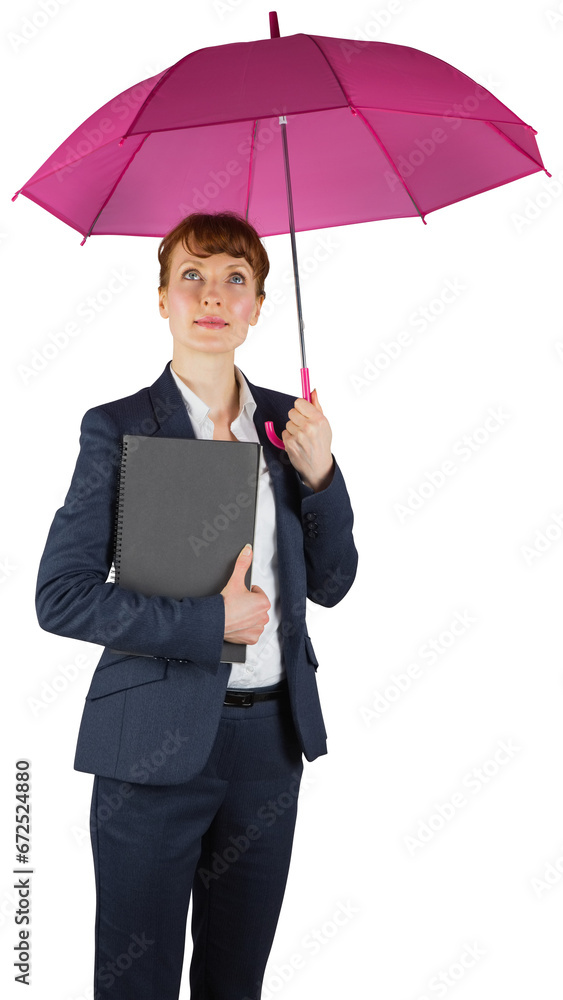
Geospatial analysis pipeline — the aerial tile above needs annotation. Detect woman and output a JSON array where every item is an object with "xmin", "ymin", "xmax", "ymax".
[{"xmin": 36, "ymin": 210, "xmax": 358, "ymax": 999}]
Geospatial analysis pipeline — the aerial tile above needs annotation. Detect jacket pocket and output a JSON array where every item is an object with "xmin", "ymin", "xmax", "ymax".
[
  {"xmin": 85, "ymin": 655, "xmax": 168, "ymax": 700},
  {"xmin": 304, "ymin": 634, "xmax": 319, "ymax": 670}
]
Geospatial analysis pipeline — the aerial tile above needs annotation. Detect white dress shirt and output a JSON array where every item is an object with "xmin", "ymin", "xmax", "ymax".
[{"xmin": 169, "ymin": 362, "xmax": 286, "ymax": 689}]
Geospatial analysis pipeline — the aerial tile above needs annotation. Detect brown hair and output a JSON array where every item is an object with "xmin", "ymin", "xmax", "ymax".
[{"xmin": 158, "ymin": 211, "xmax": 268, "ymax": 301}]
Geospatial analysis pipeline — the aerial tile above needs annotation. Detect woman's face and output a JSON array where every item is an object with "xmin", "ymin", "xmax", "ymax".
[{"xmin": 158, "ymin": 240, "xmax": 264, "ymax": 357}]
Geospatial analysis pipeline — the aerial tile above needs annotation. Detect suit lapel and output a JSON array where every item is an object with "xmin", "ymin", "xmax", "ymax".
[
  {"xmin": 148, "ymin": 362, "xmax": 196, "ymax": 439},
  {"xmin": 147, "ymin": 362, "xmax": 293, "ymax": 476}
]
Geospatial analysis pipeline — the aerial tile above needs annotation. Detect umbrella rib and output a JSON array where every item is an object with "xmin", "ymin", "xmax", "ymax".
[
  {"xmin": 351, "ymin": 106, "xmax": 427, "ymax": 224},
  {"xmin": 121, "ymin": 54, "xmax": 198, "ymax": 139},
  {"xmin": 484, "ymin": 120, "xmax": 551, "ymax": 175},
  {"xmin": 244, "ymin": 120, "xmax": 258, "ymax": 221},
  {"xmin": 80, "ymin": 133, "xmax": 152, "ymax": 243},
  {"xmin": 303, "ymin": 34, "xmax": 425, "ymax": 222},
  {"xmin": 15, "ymin": 133, "xmax": 128, "ymax": 193}
]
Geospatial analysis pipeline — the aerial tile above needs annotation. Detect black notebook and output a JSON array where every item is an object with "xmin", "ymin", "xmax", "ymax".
[{"xmin": 112, "ymin": 435, "xmax": 262, "ymax": 663}]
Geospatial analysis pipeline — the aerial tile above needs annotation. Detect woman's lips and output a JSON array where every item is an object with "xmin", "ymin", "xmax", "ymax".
[{"xmin": 195, "ymin": 319, "xmax": 227, "ymax": 328}]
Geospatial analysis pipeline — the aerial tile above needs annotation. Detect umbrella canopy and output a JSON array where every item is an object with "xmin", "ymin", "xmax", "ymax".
[
  {"xmin": 13, "ymin": 11, "xmax": 549, "ymax": 448},
  {"xmin": 13, "ymin": 15, "xmax": 548, "ymax": 240}
]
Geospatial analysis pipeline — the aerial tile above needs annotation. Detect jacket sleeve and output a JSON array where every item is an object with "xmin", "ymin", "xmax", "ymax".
[
  {"xmin": 297, "ymin": 455, "xmax": 358, "ymax": 608},
  {"xmin": 35, "ymin": 406, "xmax": 225, "ymax": 668}
]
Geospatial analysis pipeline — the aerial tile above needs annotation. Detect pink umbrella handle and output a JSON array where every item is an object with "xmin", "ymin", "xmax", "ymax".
[{"xmin": 265, "ymin": 367, "xmax": 311, "ymax": 449}]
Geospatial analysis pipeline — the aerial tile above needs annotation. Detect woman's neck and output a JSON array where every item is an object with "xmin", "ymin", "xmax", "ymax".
[{"xmin": 171, "ymin": 352, "xmax": 240, "ymax": 423}]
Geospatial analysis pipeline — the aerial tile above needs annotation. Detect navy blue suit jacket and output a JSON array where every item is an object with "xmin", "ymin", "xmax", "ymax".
[{"xmin": 35, "ymin": 362, "xmax": 358, "ymax": 785}]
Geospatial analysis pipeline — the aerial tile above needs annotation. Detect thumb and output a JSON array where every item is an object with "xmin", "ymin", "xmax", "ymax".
[
  {"xmin": 232, "ymin": 543, "xmax": 252, "ymax": 583},
  {"xmin": 311, "ymin": 388, "xmax": 323, "ymax": 413}
]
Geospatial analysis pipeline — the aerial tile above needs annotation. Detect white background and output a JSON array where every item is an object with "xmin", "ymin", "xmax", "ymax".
[{"xmin": 1, "ymin": 0, "xmax": 562, "ymax": 997}]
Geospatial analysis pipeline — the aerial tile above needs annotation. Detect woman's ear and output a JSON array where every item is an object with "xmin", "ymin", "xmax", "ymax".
[
  {"xmin": 250, "ymin": 293, "xmax": 265, "ymax": 326},
  {"xmin": 158, "ymin": 286, "xmax": 169, "ymax": 319}
]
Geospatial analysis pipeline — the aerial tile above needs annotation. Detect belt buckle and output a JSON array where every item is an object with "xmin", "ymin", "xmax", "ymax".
[{"xmin": 224, "ymin": 690, "xmax": 255, "ymax": 707}]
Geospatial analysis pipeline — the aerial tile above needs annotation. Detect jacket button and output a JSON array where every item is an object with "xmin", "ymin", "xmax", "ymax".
[{"xmin": 305, "ymin": 512, "xmax": 317, "ymax": 520}]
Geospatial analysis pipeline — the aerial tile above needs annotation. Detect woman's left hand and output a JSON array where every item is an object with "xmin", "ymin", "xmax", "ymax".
[{"xmin": 282, "ymin": 389, "xmax": 335, "ymax": 493}]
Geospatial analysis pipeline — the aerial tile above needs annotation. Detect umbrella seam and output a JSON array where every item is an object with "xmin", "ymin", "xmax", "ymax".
[
  {"xmin": 351, "ymin": 106, "xmax": 426, "ymax": 224},
  {"xmin": 302, "ymin": 33, "xmax": 352, "ymax": 105},
  {"xmin": 421, "ymin": 166, "xmax": 546, "ymax": 216},
  {"xmin": 14, "ymin": 190, "xmax": 87, "ymax": 237},
  {"xmin": 121, "ymin": 48, "xmax": 208, "ymax": 139},
  {"xmin": 244, "ymin": 120, "xmax": 258, "ymax": 222},
  {"xmin": 82, "ymin": 133, "xmax": 152, "ymax": 242},
  {"xmin": 18, "ymin": 136, "xmax": 136, "ymax": 190},
  {"xmin": 120, "ymin": 108, "xmax": 536, "ymax": 136},
  {"xmin": 484, "ymin": 121, "xmax": 549, "ymax": 174}
]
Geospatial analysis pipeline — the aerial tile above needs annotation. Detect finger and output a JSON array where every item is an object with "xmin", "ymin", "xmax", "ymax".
[
  {"xmin": 287, "ymin": 408, "xmax": 305, "ymax": 428},
  {"xmin": 283, "ymin": 422, "xmax": 300, "ymax": 439},
  {"xmin": 293, "ymin": 397, "xmax": 317, "ymax": 417},
  {"xmin": 311, "ymin": 388, "xmax": 323, "ymax": 413}
]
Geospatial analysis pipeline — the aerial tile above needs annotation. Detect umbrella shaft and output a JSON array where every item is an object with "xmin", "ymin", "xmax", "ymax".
[{"xmin": 279, "ymin": 117, "xmax": 306, "ymax": 371}]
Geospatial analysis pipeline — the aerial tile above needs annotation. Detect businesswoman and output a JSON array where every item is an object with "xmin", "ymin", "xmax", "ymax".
[{"xmin": 36, "ymin": 210, "xmax": 358, "ymax": 999}]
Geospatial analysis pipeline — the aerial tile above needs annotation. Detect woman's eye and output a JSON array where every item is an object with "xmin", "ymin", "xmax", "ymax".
[{"xmin": 182, "ymin": 269, "xmax": 246, "ymax": 283}]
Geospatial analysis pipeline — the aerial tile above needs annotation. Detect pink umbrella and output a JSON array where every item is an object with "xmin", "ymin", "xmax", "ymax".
[{"xmin": 13, "ymin": 11, "xmax": 550, "ymax": 448}]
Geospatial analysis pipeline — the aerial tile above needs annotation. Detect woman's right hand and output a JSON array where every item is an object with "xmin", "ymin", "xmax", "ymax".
[{"xmin": 220, "ymin": 544, "xmax": 270, "ymax": 644}]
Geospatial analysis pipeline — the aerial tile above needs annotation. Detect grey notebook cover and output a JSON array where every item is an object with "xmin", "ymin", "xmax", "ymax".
[{"xmin": 113, "ymin": 435, "xmax": 261, "ymax": 664}]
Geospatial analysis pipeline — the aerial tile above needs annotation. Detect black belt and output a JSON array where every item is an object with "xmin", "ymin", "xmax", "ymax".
[{"xmin": 223, "ymin": 681, "xmax": 287, "ymax": 708}]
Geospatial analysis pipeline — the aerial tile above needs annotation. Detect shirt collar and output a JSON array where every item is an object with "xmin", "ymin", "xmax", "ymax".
[{"xmin": 169, "ymin": 362, "xmax": 256, "ymax": 429}]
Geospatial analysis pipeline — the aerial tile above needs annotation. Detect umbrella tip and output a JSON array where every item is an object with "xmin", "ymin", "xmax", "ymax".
[
  {"xmin": 11, "ymin": 190, "xmax": 21, "ymax": 201},
  {"xmin": 80, "ymin": 235, "xmax": 87, "ymax": 246},
  {"xmin": 269, "ymin": 11, "xmax": 280, "ymax": 38}
]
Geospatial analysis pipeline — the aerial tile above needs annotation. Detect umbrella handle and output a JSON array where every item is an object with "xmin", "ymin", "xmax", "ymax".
[{"xmin": 265, "ymin": 367, "xmax": 311, "ymax": 449}]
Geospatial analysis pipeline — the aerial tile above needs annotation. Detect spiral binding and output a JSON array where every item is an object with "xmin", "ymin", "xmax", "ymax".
[{"xmin": 113, "ymin": 436, "xmax": 129, "ymax": 585}]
